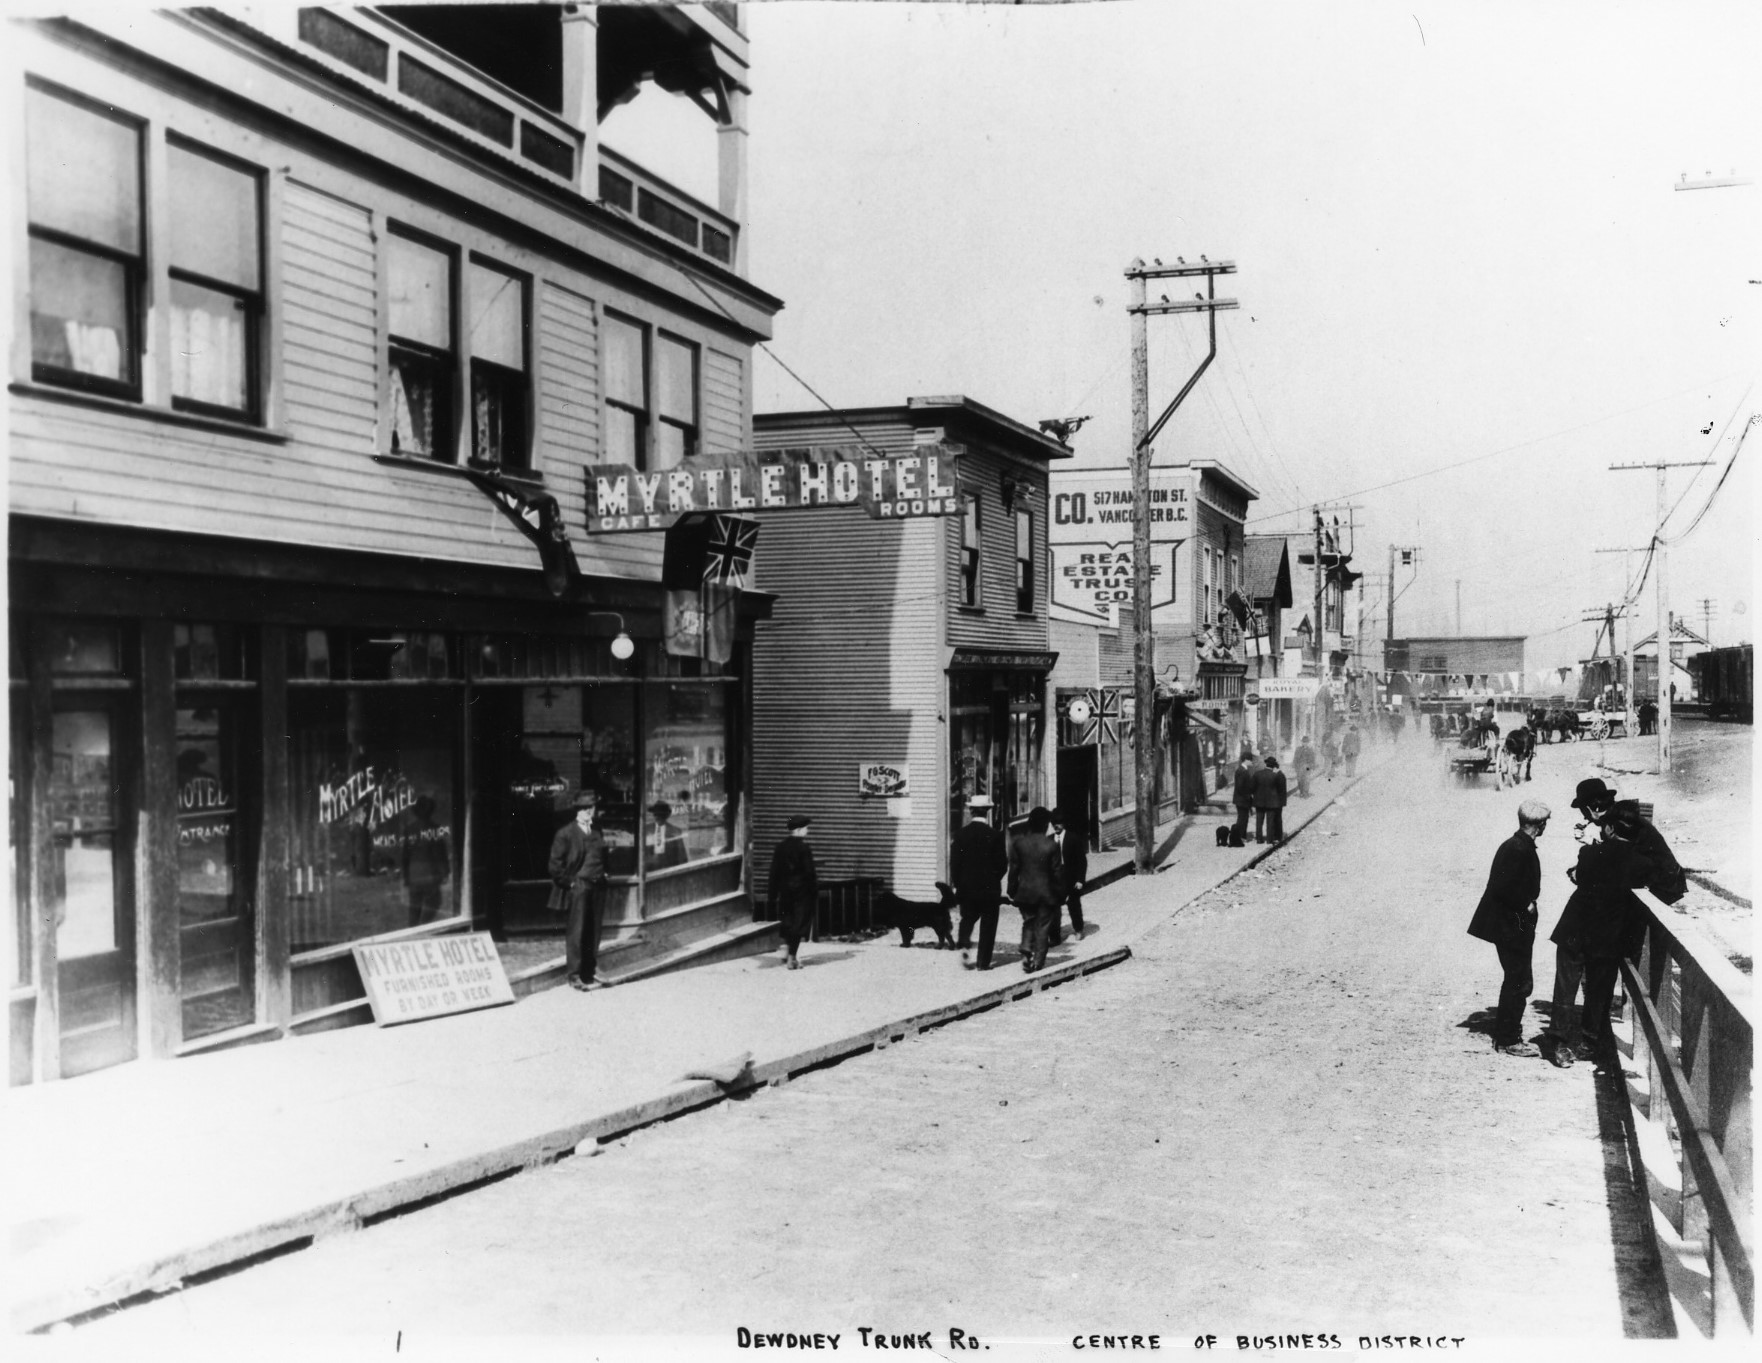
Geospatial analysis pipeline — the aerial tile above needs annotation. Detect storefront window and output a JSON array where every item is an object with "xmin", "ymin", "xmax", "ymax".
[
  {"xmin": 950, "ymin": 671, "xmax": 1046, "ymax": 823},
  {"xmin": 48, "ymin": 710, "xmax": 118, "ymax": 958},
  {"xmin": 288, "ymin": 688, "xmax": 461, "ymax": 952},
  {"xmin": 508, "ymin": 685, "xmax": 638, "ymax": 878},
  {"xmin": 176, "ymin": 704, "xmax": 254, "ymax": 1037},
  {"xmin": 644, "ymin": 684, "xmax": 734, "ymax": 865},
  {"xmin": 1098, "ymin": 691, "xmax": 1127, "ymax": 815},
  {"xmin": 949, "ymin": 672, "xmax": 994, "ymax": 809},
  {"xmin": 1003, "ymin": 675, "xmax": 1044, "ymax": 817}
]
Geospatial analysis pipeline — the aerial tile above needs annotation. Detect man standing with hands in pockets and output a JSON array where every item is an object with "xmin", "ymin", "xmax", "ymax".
[
  {"xmin": 1467, "ymin": 799, "xmax": 1551, "ymax": 1057},
  {"xmin": 549, "ymin": 791, "xmax": 610, "ymax": 992}
]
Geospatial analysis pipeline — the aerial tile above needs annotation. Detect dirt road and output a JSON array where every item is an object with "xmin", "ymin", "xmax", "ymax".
[{"xmin": 80, "ymin": 741, "xmax": 1670, "ymax": 1346}]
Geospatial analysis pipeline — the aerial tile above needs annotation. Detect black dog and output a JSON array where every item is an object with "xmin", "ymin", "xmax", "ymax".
[
  {"xmin": 1216, "ymin": 825, "xmax": 1245, "ymax": 849},
  {"xmin": 874, "ymin": 882, "xmax": 958, "ymax": 948}
]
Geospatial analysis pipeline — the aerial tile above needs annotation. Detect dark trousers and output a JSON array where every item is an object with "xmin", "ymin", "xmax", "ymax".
[
  {"xmin": 1254, "ymin": 807, "xmax": 1284, "ymax": 842},
  {"xmin": 1548, "ymin": 943, "xmax": 1585, "ymax": 1044},
  {"xmin": 564, "ymin": 882, "xmax": 607, "ymax": 982},
  {"xmin": 1018, "ymin": 899, "xmax": 1056, "ymax": 970},
  {"xmin": 1231, "ymin": 802, "xmax": 1252, "ymax": 840},
  {"xmin": 1581, "ymin": 955, "xmax": 1623, "ymax": 1048},
  {"xmin": 1049, "ymin": 887, "xmax": 1086, "ymax": 946},
  {"xmin": 1344, "ymin": 754, "xmax": 1358, "ymax": 777},
  {"xmin": 1492, "ymin": 936, "xmax": 1534, "ymax": 1046},
  {"xmin": 957, "ymin": 896, "xmax": 1001, "ymax": 969}
]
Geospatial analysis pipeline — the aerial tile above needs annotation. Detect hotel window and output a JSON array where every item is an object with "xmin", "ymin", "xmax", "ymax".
[
  {"xmin": 604, "ymin": 312, "xmax": 647, "ymax": 465},
  {"xmin": 960, "ymin": 496, "xmax": 982, "ymax": 607},
  {"xmin": 387, "ymin": 230, "xmax": 456, "ymax": 459},
  {"xmin": 655, "ymin": 333, "xmax": 699, "ymax": 469},
  {"xmin": 467, "ymin": 260, "xmax": 528, "ymax": 469},
  {"xmin": 25, "ymin": 85, "xmax": 143, "ymax": 398},
  {"xmin": 168, "ymin": 140, "xmax": 262, "ymax": 419},
  {"xmin": 1015, "ymin": 508, "xmax": 1034, "ymax": 613}
]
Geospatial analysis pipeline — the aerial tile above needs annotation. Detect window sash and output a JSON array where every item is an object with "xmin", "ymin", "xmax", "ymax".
[
  {"xmin": 390, "ymin": 342, "xmax": 452, "ymax": 459},
  {"xmin": 388, "ymin": 233, "xmax": 453, "ymax": 350},
  {"xmin": 26, "ymin": 86, "xmax": 141, "ymax": 257},
  {"xmin": 169, "ymin": 276, "xmax": 254, "ymax": 415},
  {"xmin": 471, "ymin": 358, "xmax": 526, "ymax": 468},
  {"xmin": 655, "ymin": 334, "xmax": 696, "ymax": 425},
  {"xmin": 29, "ymin": 235, "xmax": 136, "ymax": 390},
  {"xmin": 604, "ymin": 314, "xmax": 646, "ymax": 410},
  {"xmin": 467, "ymin": 263, "xmax": 525, "ymax": 371},
  {"xmin": 168, "ymin": 142, "xmax": 260, "ymax": 292}
]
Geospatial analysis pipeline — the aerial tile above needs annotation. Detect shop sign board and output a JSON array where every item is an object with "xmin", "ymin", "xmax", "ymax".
[
  {"xmin": 352, "ymin": 932, "xmax": 515, "ymax": 1026},
  {"xmin": 584, "ymin": 444, "xmax": 964, "ymax": 532},
  {"xmin": 1256, "ymin": 677, "xmax": 1321, "ymax": 699},
  {"xmin": 1048, "ymin": 468, "xmax": 1194, "ymax": 627},
  {"xmin": 859, "ymin": 762, "xmax": 910, "ymax": 798}
]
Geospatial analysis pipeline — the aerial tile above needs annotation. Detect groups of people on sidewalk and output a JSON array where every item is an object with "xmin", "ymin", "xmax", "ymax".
[
  {"xmin": 947, "ymin": 798, "xmax": 1088, "ymax": 975},
  {"xmin": 1468, "ymin": 777, "xmax": 1687, "ymax": 1066}
]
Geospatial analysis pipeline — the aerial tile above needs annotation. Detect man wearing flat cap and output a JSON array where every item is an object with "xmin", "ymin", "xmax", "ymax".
[
  {"xmin": 769, "ymin": 815, "xmax": 818, "ymax": 971},
  {"xmin": 950, "ymin": 795, "xmax": 1007, "ymax": 970},
  {"xmin": 1467, "ymin": 798, "xmax": 1551, "ymax": 1057},
  {"xmin": 548, "ymin": 790, "xmax": 609, "ymax": 991}
]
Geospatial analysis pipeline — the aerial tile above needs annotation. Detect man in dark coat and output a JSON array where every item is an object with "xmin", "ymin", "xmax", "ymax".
[
  {"xmin": 1230, "ymin": 746, "xmax": 1257, "ymax": 845},
  {"xmin": 1467, "ymin": 798, "xmax": 1551, "ymax": 1056},
  {"xmin": 1052, "ymin": 806, "xmax": 1090, "ymax": 945},
  {"xmin": 548, "ymin": 791, "xmax": 610, "ymax": 991},
  {"xmin": 1294, "ymin": 734, "xmax": 1317, "ymax": 797},
  {"xmin": 1251, "ymin": 755, "xmax": 1287, "ymax": 844},
  {"xmin": 950, "ymin": 795, "xmax": 1007, "ymax": 970},
  {"xmin": 768, "ymin": 815, "xmax": 818, "ymax": 970},
  {"xmin": 1550, "ymin": 808, "xmax": 1650, "ymax": 1062},
  {"xmin": 1340, "ymin": 724, "xmax": 1362, "ymax": 778},
  {"xmin": 1007, "ymin": 806, "xmax": 1063, "ymax": 973}
]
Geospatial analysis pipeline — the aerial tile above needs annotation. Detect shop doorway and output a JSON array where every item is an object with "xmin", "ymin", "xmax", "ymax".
[
  {"xmin": 48, "ymin": 703, "xmax": 137, "ymax": 1077},
  {"xmin": 1055, "ymin": 744, "xmax": 1098, "ymax": 851},
  {"xmin": 175, "ymin": 700, "xmax": 257, "ymax": 1040}
]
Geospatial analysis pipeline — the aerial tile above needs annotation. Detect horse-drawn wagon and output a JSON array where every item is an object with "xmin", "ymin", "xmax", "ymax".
[{"xmin": 1446, "ymin": 726, "xmax": 1498, "ymax": 786}]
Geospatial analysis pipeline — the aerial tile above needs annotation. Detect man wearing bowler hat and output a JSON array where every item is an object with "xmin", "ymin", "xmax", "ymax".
[
  {"xmin": 769, "ymin": 815, "xmax": 818, "ymax": 971},
  {"xmin": 950, "ymin": 794, "xmax": 1007, "ymax": 969},
  {"xmin": 548, "ymin": 790, "xmax": 610, "ymax": 991}
]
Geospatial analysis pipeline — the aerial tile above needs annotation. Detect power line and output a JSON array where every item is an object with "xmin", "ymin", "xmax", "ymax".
[{"xmin": 1666, "ymin": 412, "xmax": 1755, "ymax": 543}]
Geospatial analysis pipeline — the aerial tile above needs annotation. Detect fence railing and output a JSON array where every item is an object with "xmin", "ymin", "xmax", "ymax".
[{"xmin": 1622, "ymin": 907, "xmax": 1754, "ymax": 1334}]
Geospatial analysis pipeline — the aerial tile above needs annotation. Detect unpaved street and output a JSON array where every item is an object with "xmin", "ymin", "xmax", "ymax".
[{"xmin": 85, "ymin": 740, "xmax": 1668, "ymax": 1344}]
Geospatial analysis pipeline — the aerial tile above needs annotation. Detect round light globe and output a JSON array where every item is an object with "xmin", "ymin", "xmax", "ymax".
[{"xmin": 611, "ymin": 631, "xmax": 635, "ymax": 661}]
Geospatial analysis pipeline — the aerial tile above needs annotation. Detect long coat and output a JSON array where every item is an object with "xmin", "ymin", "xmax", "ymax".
[
  {"xmin": 1232, "ymin": 760, "xmax": 1257, "ymax": 808},
  {"xmin": 1007, "ymin": 829, "xmax": 1064, "ymax": 912},
  {"xmin": 1551, "ymin": 839, "xmax": 1649, "ymax": 959},
  {"xmin": 769, "ymin": 835, "xmax": 818, "ymax": 934},
  {"xmin": 1466, "ymin": 830, "xmax": 1540, "ymax": 944},
  {"xmin": 1060, "ymin": 824, "xmax": 1090, "ymax": 891},
  {"xmin": 546, "ymin": 820, "xmax": 608, "ymax": 912},
  {"xmin": 950, "ymin": 820, "xmax": 1007, "ymax": 905},
  {"xmin": 1251, "ymin": 765, "xmax": 1287, "ymax": 810}
]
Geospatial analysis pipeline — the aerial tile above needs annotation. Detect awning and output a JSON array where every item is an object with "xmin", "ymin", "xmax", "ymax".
[{"xmin": 1186, "ymin": 709, "xmax": 1227, "ymax": 734}]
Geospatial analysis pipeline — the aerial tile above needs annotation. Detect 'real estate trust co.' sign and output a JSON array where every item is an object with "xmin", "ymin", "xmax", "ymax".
[
  {"xmin": 1048, "ymin": 467, "xmax": 1195, "ymax": 628},
  {"xmin": 585, "ymin": 445, "xmax": 965, "ymax": 532}
]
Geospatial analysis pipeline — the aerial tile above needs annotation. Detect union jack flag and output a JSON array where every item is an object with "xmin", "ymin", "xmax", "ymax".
[{"xmin": 703, "ymin": 515, "xmax": 759, "ymax": 588}]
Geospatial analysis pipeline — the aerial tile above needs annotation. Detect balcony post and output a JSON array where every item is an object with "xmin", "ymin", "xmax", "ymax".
[
  {"xmin": 719, "ymin": 85, "xmax": 749, "ymax": 272},
  {"xmin": 560, "ymin": 2, "xmax": 599, "ymax": 196}
]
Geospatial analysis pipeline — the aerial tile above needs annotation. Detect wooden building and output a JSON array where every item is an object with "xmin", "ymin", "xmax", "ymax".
[
  {"xmin": 747, "ymin": 398, "xmax": 1069, "ymax": 901},
  {"xmin": 8, "ymin": 5, "xmax": 781, "ymax": 1082}
]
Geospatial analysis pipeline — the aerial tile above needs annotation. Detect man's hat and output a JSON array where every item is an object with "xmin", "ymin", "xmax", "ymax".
[
  {"xmin": 1570, "ymin": 778, "xmax": 1616, "ymax": 811},
  {"xmin": 1518, "ymin": 799, "xmax": 1552, "ymax": 824},
  {"xmin": 786, "ymin": 814, "xmax": 813, "ymax": 830},
  {"xmin": 573, "ymin": 790, "xmax": 599, "ymax": 809},
  {"xmin": 966, "ymin": 795, "xmax": 994, "ymax": 812},
  {"xmin": 648, "ymin": 801, "xmax": 672, "ymax": 820}
]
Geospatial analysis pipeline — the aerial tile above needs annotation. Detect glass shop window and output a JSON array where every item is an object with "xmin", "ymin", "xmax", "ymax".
[
  {"xmin": 287, "ymin": 688, "xmax": 462, "ymax": 952},
  {"xmin": 644, "ymin": 684, "xmax": 734, "ymax": 866},
  {"xmin": 26, "ymin": 85, "xmax": 143, "ymax": 398},
  {"xmin": 507, "ymin": 685, "xmax": 638, "ymax": 879},
  {"xmin": 948, "ymin": 672, "xmax": 994, "ymax": 807},
  {"xmin": 173, "ymin": 623, "xmax": 251, "ymax": 681},
  {"xmin": 467, "ymin": 260, "xmax": 528, "ymax": 469},
  {"xmin": 176, "ymin": 703, "xmax": 255, "ymax": 1037},
  {"xmin": 387, "ymin": 230, "xmax": 456, "ymax": 460},
  {"xmin": 167, "ymin": 140, "xmax": 262, "ymax": 419}
]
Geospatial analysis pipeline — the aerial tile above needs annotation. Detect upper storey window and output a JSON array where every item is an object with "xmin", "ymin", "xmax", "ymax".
[
  {"xmin": 605, "ymin": 313, "xmax": 700, "ymax": 471},
  {"xmin": 467, "ymin": 260, "xmax": 528, "ymax": 469},
  {"xmin": 168, "ymin": 141, "xmax": 263, "ymax": 419},
  {"xmin": 388, "ymin": 230, "xmax": 456, "ymax": 460},
  {"xmin": 26, "ymin": 86, "xmax": 143, "ymax": 398}
]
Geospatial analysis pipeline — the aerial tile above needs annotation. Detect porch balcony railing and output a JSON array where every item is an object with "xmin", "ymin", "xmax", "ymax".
[
  {"xmin": 1622, "ymin": 907, "xmax": 1753, "ymax": 1335},
  {"xmin": 597, "ymin": 147, "xmax": 739, "ymax": 268}
]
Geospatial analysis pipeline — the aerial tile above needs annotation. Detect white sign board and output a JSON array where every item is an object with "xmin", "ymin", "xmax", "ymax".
[
  {"xmin": 353, "ymin": 932, "xmax": 515, "ymax": 1026},
  {"xmin": 1256, "ymin": 677, "xmax": 1321, "ymax": 699},
  {"xmin": 1048, "ymin": 468, "xmax": 1194, "ymax": 627},
  {"xmin": 858, "ymin": 762, "xmax": 910, "ymax": 797}
]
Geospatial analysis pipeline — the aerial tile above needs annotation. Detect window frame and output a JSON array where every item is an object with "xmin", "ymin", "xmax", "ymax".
[
  {"xmin": 465, "ymin": 255, "xmax": 531, "ymax": 471},
  {"xmin": 1015, "ymin": 506, "xmax": 1034, "ymax": 614},
  {"xmin": 385, "ymin": 225, "xmax": 460, "ymax": 463},
  {"xmin": 959, "ymin": 494, "xmax": 983, "ymax": 609},
  {"xmin": 165, "ymin": 134, "xmax": 265, "ymax": 423},
  {"xmin": 24, "ymin": 81, "xmax": 146, "ymax": 403},
  {"xmin": 654, "ymin": 330, "xmax": 700, "ymax": 467}
]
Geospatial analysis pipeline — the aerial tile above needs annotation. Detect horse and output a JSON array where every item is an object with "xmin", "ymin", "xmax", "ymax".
[
  {"xmin": 1534, "ymin": 708, "xmax": 1580, "ymax": 743},
  {"xmin": 1499, "ymin": 726, "xmax": 1535, "ymax": 786}
]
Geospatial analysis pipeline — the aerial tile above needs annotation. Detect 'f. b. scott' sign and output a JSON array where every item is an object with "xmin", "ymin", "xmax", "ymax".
[{"xmin": 584, "ymin": 444, "xmax": 964, "ymax": 532}]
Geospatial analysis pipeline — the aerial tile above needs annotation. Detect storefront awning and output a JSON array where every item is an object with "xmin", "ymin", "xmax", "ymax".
[{"xmin": 947, "ymin": 648, "xmax": 1059, "ymax": 672}]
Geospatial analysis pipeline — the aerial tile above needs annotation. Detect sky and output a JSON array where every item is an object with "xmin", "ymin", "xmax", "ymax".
[{"xmin": 612, "ymin": 0, "xmax": 1762, "ymax": 674}]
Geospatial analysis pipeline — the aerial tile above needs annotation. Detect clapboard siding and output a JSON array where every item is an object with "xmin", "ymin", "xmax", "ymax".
[
  {"xmin": 750, "ymin": 511, "xmax": 946, "ymax": 899},
  {"xmin": 281, "ymin": 182, "xmax": 379, "ymax": 454},
  {"xmin": 702, "ymin": 349, "xmax": 745, "ymax": 455},
  {"xmin": 944, "ymin": 440, "xmax": 1050, "ymax": 651}
]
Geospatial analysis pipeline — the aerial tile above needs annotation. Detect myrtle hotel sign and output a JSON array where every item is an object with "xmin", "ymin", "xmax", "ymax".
[{"xmin": 586, "ymin": 445, "xmax": 965, "ymax": 532}]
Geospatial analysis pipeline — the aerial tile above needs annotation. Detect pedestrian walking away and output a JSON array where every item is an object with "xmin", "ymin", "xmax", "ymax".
[
  {"xmin": 1055, "ymin": 806, "xmax": 1089, "ymax": 943},
  {"xmin": 769, "ymin": 814, "xmax": 818, "ymax": 970},
  {"xmin": 1007, "ymin": 806, "xmax": 1064, "ymax": 973},
  {"xmin": 548, "ymin": 790, "xmax": 610, "ymax": 991},
  {"xmin": 1251, "ymin": 755, "xmax": 1287, "ymax": 845},
  {"xmin": 1295, "ymin": 734, "xmax": 1317, "ymax": 798},
  {"xmin": 949, "ymin": 795, "xmax": 1007, "ymax": 970},
  {"xmin": 1341, "ymin": 724, "xmax": 1361, "ymax": 779},
  {"xmin": 1230, "ymin": 745, "xmax": 1256, "ymax": 846},
  {"xmin": 1467, "ymin": 799, "xmax": 1550, "ymax": 1056}
]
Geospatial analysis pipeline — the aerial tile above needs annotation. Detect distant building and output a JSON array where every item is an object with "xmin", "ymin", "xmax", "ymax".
[{"xmin": 1383, "ymin": 636, "xmax": 1527, "ymax": 703}]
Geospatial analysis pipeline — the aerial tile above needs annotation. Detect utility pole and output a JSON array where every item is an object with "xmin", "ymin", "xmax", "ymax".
[
  {"xmin": 1595, "ymin": 545, "xmax": 1649, "ymax": 737},
  {"xmin": 1455, "ymin": 580, "xmax": 1462, "ymax": 635},
  {"xmin": 1610, "ymin": 459, "xmax": 1712, "ymax": 771},
  {"xmin": 1125, "ymin": 255, "xmax": 1238, "ymax": 874},
  {"xmin": 1387, "ymin": 545, "xmax": 1420, "ymax": 641},
  {"xmin": 1700, "ymin": 597, "xmax": 1716, "ymax": 648}
]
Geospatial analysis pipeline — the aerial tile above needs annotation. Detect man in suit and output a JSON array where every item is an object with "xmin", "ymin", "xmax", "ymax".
[
  {"xmin": 548, "ymin": 791, "xmax": 610, "ymax": 991},
  {"xmin": 1550, "ymin": 804, "xmax": 1651, "ymax": 1064},
  {"xmin": 950, "ymin": 795, "xmax": 1007, "ymax": 970},
  {"xmin": 1230, "ymin": 746, "xmax": 1257, "ymax": 845},
  {"xmin": 1341, "ymin": 724, "xmax": 1362, "ymax": 778},
  {"xmin": 1007, "ymin": 806, "xmax": 1064, "ymax": 974},
  {"xmin": 1251, "ymin": 755, "xmax": 1287, "ymax": 845},
  {"xmin": 1056, "ymin": 806, "xmax": 1090, "ymax": 944},
  {"xmin": 645, "ymin": 800, "xmax": 690, "ymax": 870},
  {"xmin": 1294, "ymin": 734, "xmax": 1317, "ymax": 797},
  {"xmin": 1467, "ymin": 798, "xmax": 1551, "ymax": 1057},
  {"xmin": 768, "ymin": 814, "xmax": 818, "ymax": 970}
]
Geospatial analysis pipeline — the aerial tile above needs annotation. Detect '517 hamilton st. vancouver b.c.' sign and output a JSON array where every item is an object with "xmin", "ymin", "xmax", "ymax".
[{"xmin": 584, "ymin": 444, "xmax": 964, "ymax": 532}]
